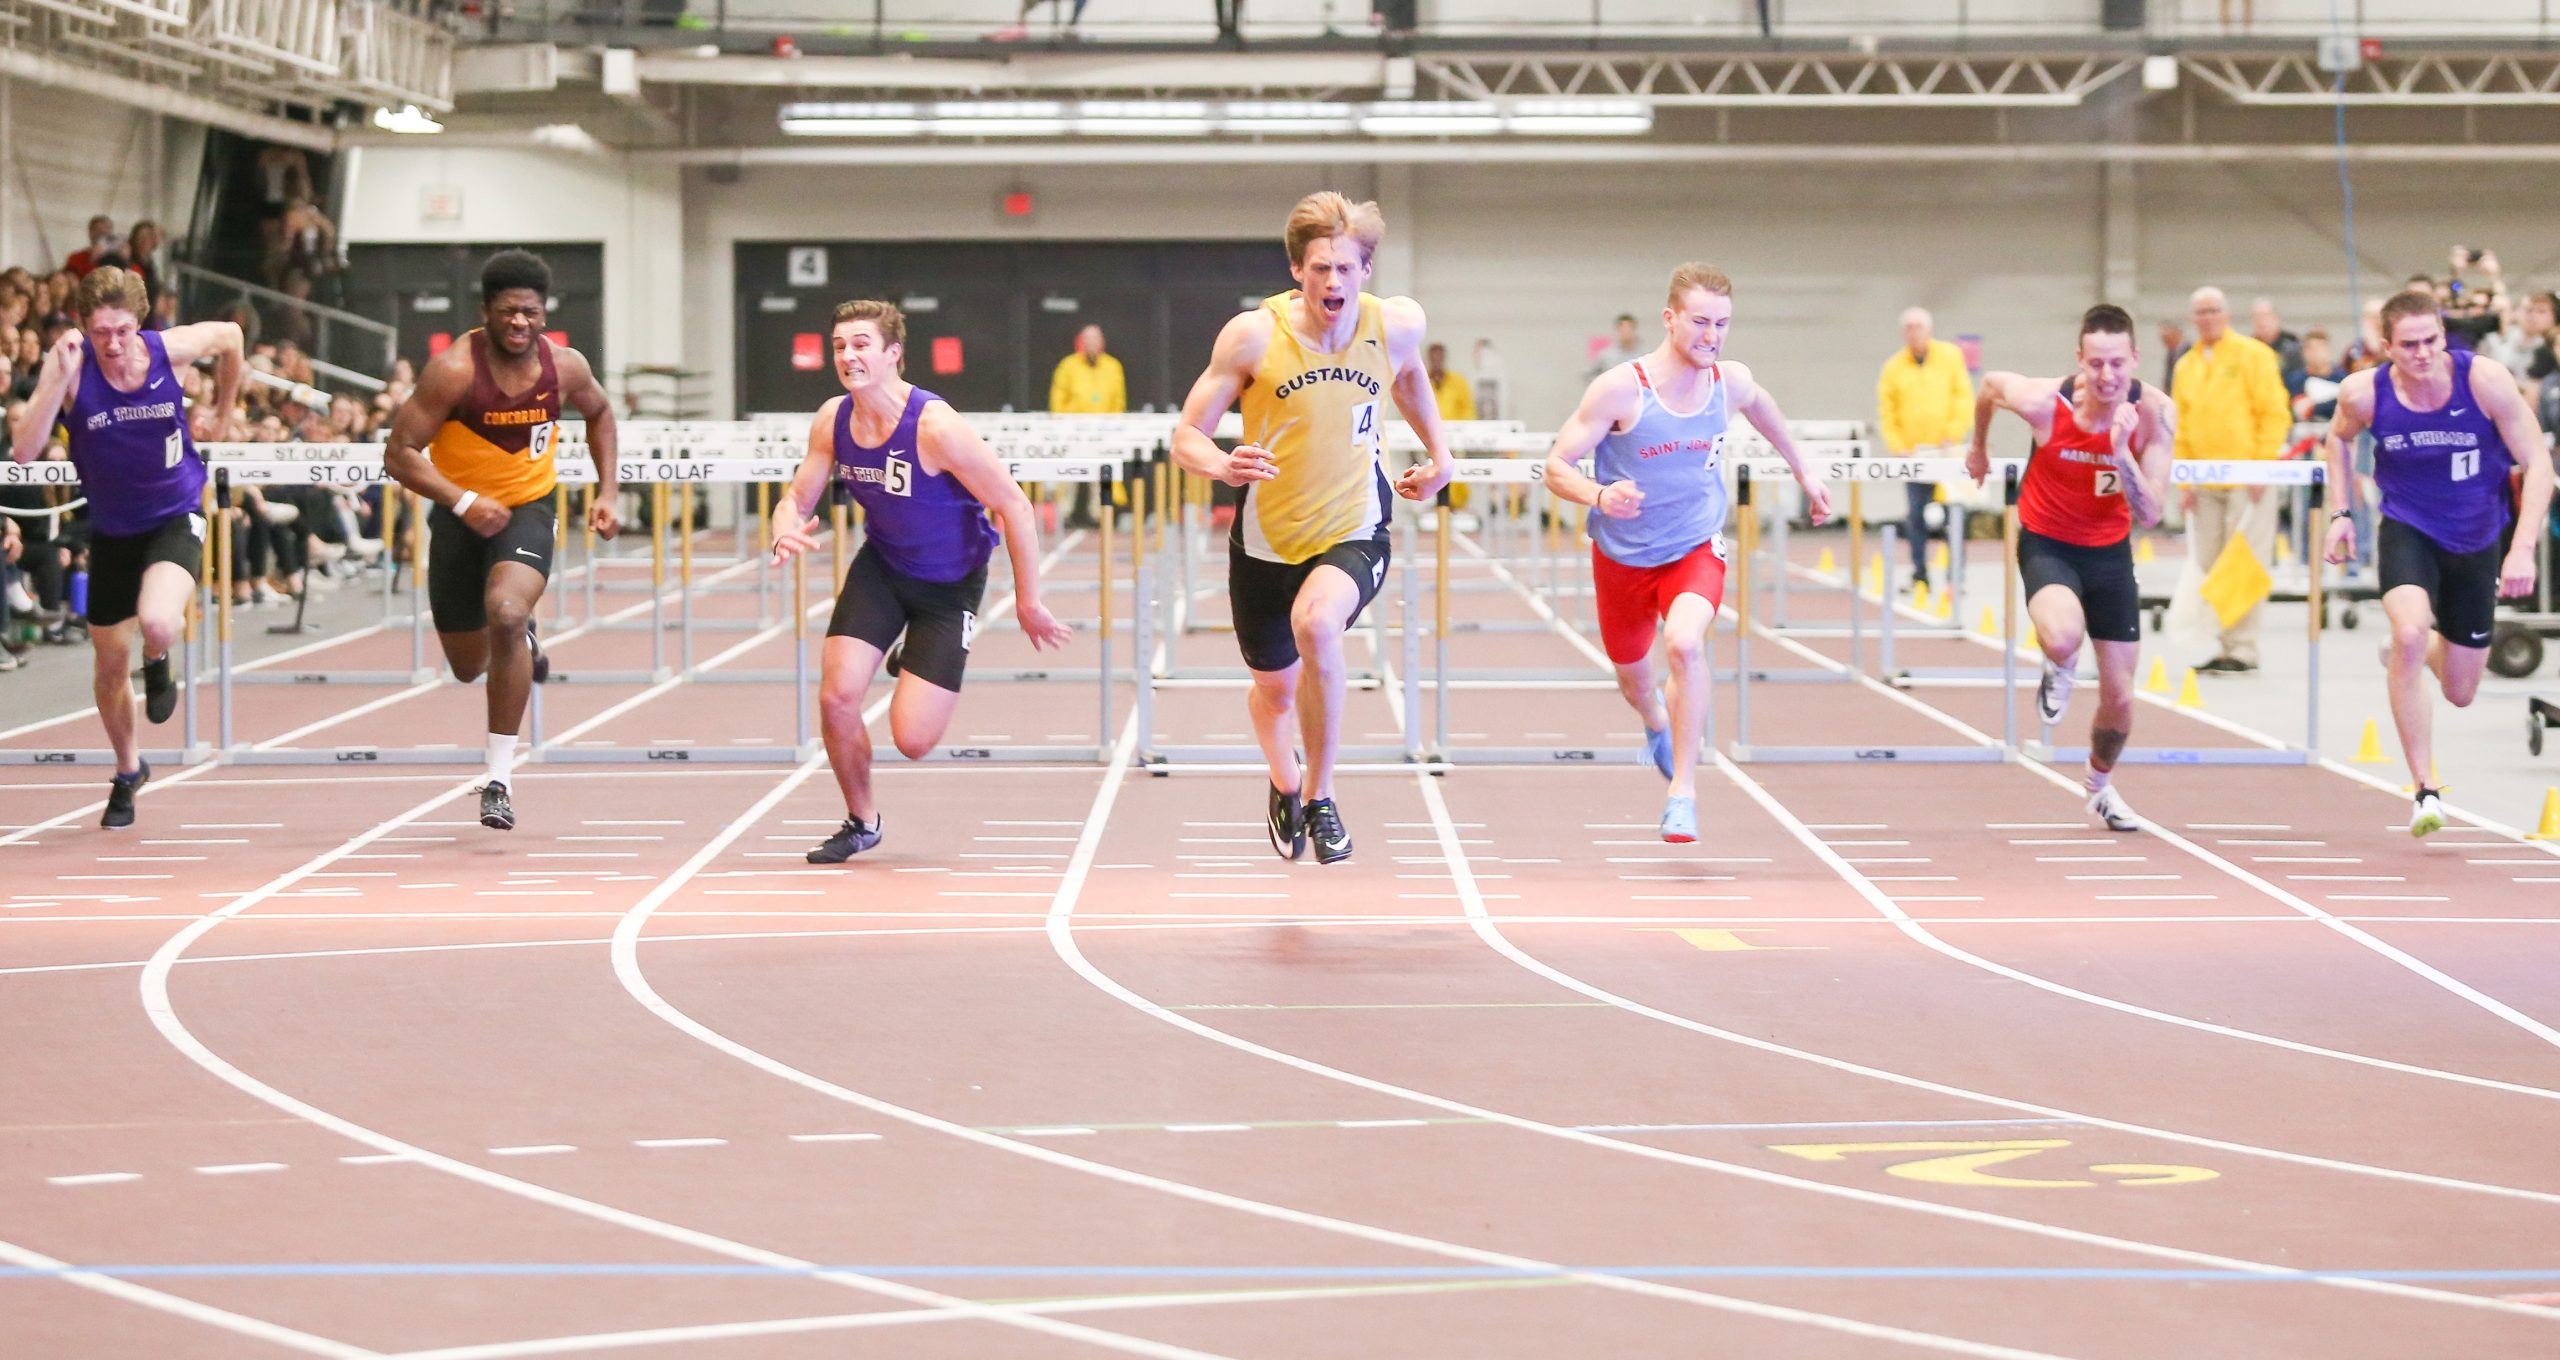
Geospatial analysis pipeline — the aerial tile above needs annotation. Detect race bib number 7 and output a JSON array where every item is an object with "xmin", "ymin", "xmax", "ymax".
[{"xmin": 165, "ymin": 430, "xmax": 184, "ymax": 470}]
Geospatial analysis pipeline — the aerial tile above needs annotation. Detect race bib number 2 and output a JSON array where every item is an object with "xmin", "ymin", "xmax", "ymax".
[{"xmin": 2093, "ymin": 468, "xmax": 2122, "ymax": 497}]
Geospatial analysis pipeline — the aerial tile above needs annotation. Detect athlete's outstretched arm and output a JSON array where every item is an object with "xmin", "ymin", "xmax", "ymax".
[
  {"xmin": 922, "ymin": 404, "xmax": 1072, "ymax": 650},
  {"xmin": 1541, "ymin": 370, "xmax": 1642, "ymax": 518},
  {"xmin": 2319, "ymin": 373, "xmax": 2378, "ymax": 566},
  {"xmin": 1723, "ymin": 361, "xmax": 1832, "ymax": 526},
  {"xmin": 1380, "ymin": 297, "xmax": 1453, "ymax": 502},
  {"xmin": 158, "ymin": 321, "xmax": 244, "ymax": 425},
  {"xmin": 1172, "ymin": 310, "xmax": 1276, "ymax": 487},
  {"xmin": 10, "ymin": 330, "xmax": 81, "ymax": 464},
  {"xmin": 767, "ymin": 399, "xmax": 840, "ymax": 565},
  {"xmin": 2115, "ymin": 386, "xmax": 2173, "ymax": 528},
  {"xmin": 1967, "ymin": 371, "xmax": 2054, "ymax": 484},
  {"xmin": 557, "ymin": 347, "xmax": 621, "ymax": 540},
  {"xmin": 2469, "ymin": 354, "xmax": 2554, "ymax": 595},
  {"xmin": 382, "ymin": 352, "xmax": 512, "ymax": 535}
]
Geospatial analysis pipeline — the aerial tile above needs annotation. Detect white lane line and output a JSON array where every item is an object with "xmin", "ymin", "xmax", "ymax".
[
  {"xmin": 788, "ymin": 1133, "xmax": 883, "ymax": 1143},
  {"xmin": 488, "ymin": 1145, "xmax": 577, "ymax": 1157},
  {"xmin": 0, "ymin": 1234, "xmax": 375, "ymax": 1358},
  {"xmin": 340, "ymin": 1154, "xmax": 416, "ymax": 1166},
  {"xmin": 1337, "ymin": 1119, "xmax": 1429, "ymax": 1129},
  {"xmin": 2187, "ymin": 823, "xmax": 2292, "ymax": 831},
  {"xmin": 194, "ymin": 1162, "xmax": 288, "ymax": 1176},
  {"xmin": 1986, "ymin": 822, "xmax": 2081, "ymax": 830},
  {"xmin": 633, "ymin": 1138, "xmax": 727, "ymax": 1149},
  {"xmin": 2215, "ymin": 839, "xmax": 2327, "ymax": 848},
  {"xmin": 1013, "ymin": 1127, "xmax": 1098, "ymax": 1137},
  {"xmin": 2326, "ymin": 895, "xmax": 2454, "ymax": 903},
  {"xmin": 1163, "ymin": 1124, "xmax": 1251, "ymax": 1134},
  {"xmin": 2288, "ymin": 875, "xmax": 2406, "ymax": 883},
  {"xmin": 184, "ymin": 823, "xmax": 285, "ymax": 830},
  {"xmin": 48, "ymin": 1172, "xmax": 142, "ymax": 1186},
  {"xmin": 2095, "ymin": 895, "xmax": 2220, "ymax": 902},
  {"xmin": 586, "ymin": 820, "xmax": 686, "ymax": 827},
  {"xmin": 2033, "ymin": 856, "xmax": 2145, "ymax": 863},
  {"xmin": 144, "ymin": 838, "xmax": 248, "ymax": 845},
  {"xmin": 2007, "ymin": 838, "xmax": 2113, "ymax": 846},
  {"xmin": 2067, "ymin": 874, "xmax": 2181, "ymax": 881},
  {"xmin": 2251, "ymin": 856, "xmax": 2362, "ymax": 864}
]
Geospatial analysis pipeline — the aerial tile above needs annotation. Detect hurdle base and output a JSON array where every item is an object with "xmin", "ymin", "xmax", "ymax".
[
  {"xmin": 1730, "ymin": 744, "xmax": 2008, "ymax": 764},
  {"xmin": 0, "ymin": 747, "xmax": 209, "ymax": 767},
  {"xmin": 232, "ymin": 669, "xmax": 438, "ymax": 686},
  {"xmin": 2032, "ymin": 743, "xmax": 2313, "ymax": 766},
  {"xmin": 1434, "ymin": 745, "xmax": 1650, "ymax": 766}
]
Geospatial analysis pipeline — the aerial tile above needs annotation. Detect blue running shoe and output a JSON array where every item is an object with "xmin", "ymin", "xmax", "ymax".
[
  {"xmin": 1643, "ymin": 726, "xmax": 1674, "ymax": 781},
  {"xmin": 1659, "ymin": 794, "xmax": 1698, "ymax": 844}
]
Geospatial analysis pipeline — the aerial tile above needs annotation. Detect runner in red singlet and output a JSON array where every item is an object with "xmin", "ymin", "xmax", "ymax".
[{"xmin": 1968, "ymin": 304, "xmax": 2174, "ymax": 832}]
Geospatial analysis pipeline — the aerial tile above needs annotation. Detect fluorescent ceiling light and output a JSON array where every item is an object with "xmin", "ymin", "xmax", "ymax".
[
  {"xmin": 782, "ymin": 118, "xmax": 926, "ymax": 136},
  {"xmin": 372, "ymin": 104, "xmax": 442, "ymax": 134},
  {"xmin": 1080, "ymin": 118, "xmax": 1215, "ymax": 136},
  {"xmin": 1360, "ymin": 115, "xmax": 1504, "ymax": 136},
  {"xmin": 1224, "ymin": 118, "xmax": 1359, "ymax": 135},
  {"xmin": 1505, "ymin": 115, "xmax": 1652, "ymax": 135},
  {"xmin": 934, "ymin": 120, "xmax": 1068, "ymax": 137},
  {"xmin": 935, "ymin": 101, "xmax": 1065, "ymax": 119}
]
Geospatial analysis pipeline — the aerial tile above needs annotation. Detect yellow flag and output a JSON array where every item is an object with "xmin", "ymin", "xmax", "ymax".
[{"xmin": 2198, "ymin": 531, "xmax": 2273, "ymax": 629}]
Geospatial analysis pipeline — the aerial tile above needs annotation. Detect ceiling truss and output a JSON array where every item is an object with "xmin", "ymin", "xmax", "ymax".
[{"xmin": 2179, "ymin": 52, "xmax": 2560, "ymax": 105}]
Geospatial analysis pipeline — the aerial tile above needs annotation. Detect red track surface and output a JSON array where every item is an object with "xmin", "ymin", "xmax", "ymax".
[{"xmin": 7, "ymin": 524, "xmax": 2560, "ymax": 1359}]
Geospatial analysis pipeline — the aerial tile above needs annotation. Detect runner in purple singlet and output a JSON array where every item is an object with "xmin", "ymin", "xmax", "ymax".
[
  {"xmin": 9, "ymin": 266, "xmax": 242, "ymax": 829},
  {"xmin": 768, "ymin": 299, "xmax": 1074, "ymax": 863},
  {"xmin": 2324, "ymin": 289, "xmax": 2554, "ymax": 836}
]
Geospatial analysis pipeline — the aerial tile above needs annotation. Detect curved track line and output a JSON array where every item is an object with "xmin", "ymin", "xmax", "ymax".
[
  {"xmin": 0, "ymin": 1234, "xmax": 379, "ymax": 1358},
  {"xmin": 610, "ymin": 720, "xmax": 2072, "ymax": 1360},
  {"xmin": 1485, "ymin": 536, "xmax": 2560, "ymax": 1094},
  {"xmin": 133, "ymin": 771, "xmax": 1241, "ymax": 1360}
]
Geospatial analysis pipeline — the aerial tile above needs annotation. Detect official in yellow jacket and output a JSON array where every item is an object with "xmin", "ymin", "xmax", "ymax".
[
  {"xmin": 1876, "ymin": 308, "xmax": 1974, "ymax": 587},
  {"xmin": 2172, "ymin": 286, "xmax": 2292, "ymax": 672},
  {"xmin": 1050, "ymin": 324, "xmax": 1126, "ymax": 526}
]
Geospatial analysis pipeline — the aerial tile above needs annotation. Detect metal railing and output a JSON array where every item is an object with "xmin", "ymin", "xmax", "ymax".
[{"xmin": 174, "ymin": 262, "xmax": 399, "ymax": 393}]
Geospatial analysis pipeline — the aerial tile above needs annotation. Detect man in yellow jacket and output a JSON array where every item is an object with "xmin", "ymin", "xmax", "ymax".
[
  {"xmin": 1876, "ymin": 307, "xmax": 1974, "ymax": 588},
  {"xmin": 2173, "ymin": 286, "xmax": 2293, "ymax": 673},
  {"xmin": 1050, "ymin": 323, "xmax": 1125, "ymax": 528}
]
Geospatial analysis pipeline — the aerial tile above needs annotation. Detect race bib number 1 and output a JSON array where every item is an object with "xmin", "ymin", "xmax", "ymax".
[{"xmin": 2452, "ymin": 448, "xmax": 2480, "ymax": 481}]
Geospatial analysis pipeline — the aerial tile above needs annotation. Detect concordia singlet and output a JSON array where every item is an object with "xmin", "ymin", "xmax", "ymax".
[
  {"xmin": 832, "ymin": 385, "xmax": 996, "ymax": 583},
  {"xmin": 1234, "ymin": 291, "xmax": 1395, "ymax": 564},
  {"xmin": 429, "ymin": 330, "xmax": 563, "ymax": 507},
  {"xmin": 1588, "ymin": 360, "xmax": 1729, "ymax": 568},
  {"xmin": 2018, "ymin": 378, "xmax": 2144, "ymax": 548},
  {"xmin": 2369, "ymin": 349, "xmax": 2516, "ymax": 554},
  {"xmin": 64, "ymin": 330, "xmax": 203, "ymax": 536}
]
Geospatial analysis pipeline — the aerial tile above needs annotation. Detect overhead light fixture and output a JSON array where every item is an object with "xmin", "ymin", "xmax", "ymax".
[
  {"xmin": 1358, "ymin": 101, "xmax": 1504, "ymax": 137},
  {"xmin": 781, "ymin": 101, "xmax": 923, "ymax": 136},
  {"xmin": 372, "ymin": 104, "xmax": 443, "ymax": 135},
  {"xmin": 1503, "ymin": 99, "xmax": 1652, "ymax": 136},
  {"xmin": 1224, "ymin": 101, "xmax": 1358, "ymax": 136}
]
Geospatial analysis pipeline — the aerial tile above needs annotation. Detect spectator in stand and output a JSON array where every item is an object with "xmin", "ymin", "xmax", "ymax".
[
  {"xmin": 1047, "ymin": 323, "xmax": 1124, "ymax": 530},
  {"xmin": 64, "ymin": 216, "xmax": 121, "ymax": 277},
  {"xmin": 2438, "ymin": 247, "xmax": 2508, "ymax": 353},
  {"xmin": 1589, "ymin": 312, "xmax": 1642, "ymax": 380},
  {"xmin": 274, "ymin": 198, "xmax": 338, "ymax": 300},
  {"xmin": 1875, "ymin": 306, "xmax": 1974, "ymax": 590},
  {"xmin": 2292, "ymin": 328, "xmax": 2345, "ymax": 421},
  {"xmin": 2523, "ymin": 290, "xmax": 2560, "ymax": 447},
  {"xmin": 989, "ymin": 0, "xmax": 1086, "ymax": 41},
  {"xmin": 2250, "ymin": 297, "xmax": 2303, "ymax": 385},
  {"xmin": 1426, "ymin": 342, "xmax": 1475, "ymax": 422},
  {"xmin": 2157, "ymin": 318, "xmax": 2189, "ymax": 392},
  {"xmin": 1470, "ymin": 338, "xmax": 1504, "ymax": 421},
  {"xmin": 124, "ymin": 221, "xmax": 165, "ymax": 318},
  {"xmin": 2172, "ymin": 285, "xmax": 2292, "ymax": 675},
  {"xmin": 255, "ymin": 144, "xmax": 315, "ymax": 261}
]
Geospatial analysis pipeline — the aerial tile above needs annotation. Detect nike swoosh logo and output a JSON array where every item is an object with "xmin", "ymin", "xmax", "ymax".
[
  {"xmin": 148, "ymin": 378, "xmax": 165, "ymax": 390},
  {"xmin": 515, "ymin": 548, "xmax": 542, "ymax": 558},
  {"xmin": 2448, "ymin": 408, "xmax": 2469, "ymax": 417}
]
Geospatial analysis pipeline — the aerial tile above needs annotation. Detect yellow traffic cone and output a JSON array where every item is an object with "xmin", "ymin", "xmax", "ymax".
[
  {"xmin": 2144, "ymin": 656, "xmax": 2171, "ymax": 693},
  {"xmin": 2022, "ymin": 620, "xmax": 2040, "ymax": 655},
  {"xmin": 1929, "ymin": 540, "xmax": 1950, "ymax": 573},
  {"xmin": 1978, "ymin": 605, "xmax": 1999, "ymax": 635},
  {"xmin": 2529, "ymin": 789, "xmax": 2560, "ymax": 841},
  {"xmin": 2273, "ymin": 534, "xmax": 2293, "ymax": 566},
  {"xmin": 2176, "ymin": 667, "xmax": 2205, "ymax": 708},
  {"xmin": 1863, "ymin": 554, "xmax": 1885, "ymax": 596},
  {"xmin": 1815, "ymin": 546, "xmax": 1838, "ymax": 575},
  {"xmin": 1912, "ymin": 580, "xmax": 1933, "ymax": 614},
  {"xmin": 2401, "ymin": 764, "xmax": 2445, "ymax": 795},
  {"xmin": 1934, "ymin": 587, "xmax": 1955, "ymax": 621},
  {"xmin": 2134, "ymin": 536, "xmax": 2157, "ymax": 565},
  {"xmin": 2351, "ymin": 719, "xmax": 2388, "ymax": 764}
]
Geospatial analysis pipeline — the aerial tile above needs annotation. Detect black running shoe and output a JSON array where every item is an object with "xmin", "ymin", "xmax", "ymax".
[
  {"xmin": 528, "ymin": 622, "xmax": 550, "ymax": 684},
  {"xmin": 807, "ymin": 815, "xmax": 883, "ymax": 863},
  {"xmin": 101, "ymin": 760, "xmax": 149, "ymax": 830},
  {"xmin": 141, "ymin": 653, "xmax": 178, "ymax": 725},
  {"xmin": 1302, "ymin": 797, "xmax": 1352, "ymax": 865},
  {"xmin": 1267, "ymin": 780, "xmax": 1304, "ymax": 861},
  {"xmin": 479, "ymin": 781, "xmax": 516, "ymax": 831}
]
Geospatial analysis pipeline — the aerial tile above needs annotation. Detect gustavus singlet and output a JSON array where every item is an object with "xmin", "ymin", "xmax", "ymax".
[{"xmin": 1234, "ymin": 291, "xmax": 1396, "ymax": 564}]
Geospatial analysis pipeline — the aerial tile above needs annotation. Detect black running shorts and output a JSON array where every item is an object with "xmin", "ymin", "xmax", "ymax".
[
  {"xmin": 427, "ymin": 496, "xmax": 558, "ymax": 633},
  {"xmin": 1228, "ymin": 535, "xmax": 1392, "ymax": 674},
  {"xmin": 827, "ymin": 539, "xmax": 990, "ymax": 692},
  {"xmin": 88, "ymin": 510, "xmax": 205, "ymax": 628},
  {"xmin": 2017, "ymin": 527, "xmax": 2139, "ymax": 644},
  {"xmin": 2378, "ymin": 515, "xmax": 2502, "ymax": 649}
]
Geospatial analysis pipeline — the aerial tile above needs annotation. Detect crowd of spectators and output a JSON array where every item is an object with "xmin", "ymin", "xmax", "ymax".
[{"xmin": 1, "ymin": 217, "xmax": 404, "ymax": 675}]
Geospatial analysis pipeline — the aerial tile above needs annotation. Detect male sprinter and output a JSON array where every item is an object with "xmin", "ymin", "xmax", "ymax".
[
  {"xmin": 1543, "ymin": 263, "xmax": 1834, "ymax": 843},
  {"xmin": 385, "ymin": 250, "xmax": 621, "ymax": 831},
  {"xmin": 1969, "ymin": 304, "xmax": 2175, "ymax": 833},
  {"xmin": 1173, "ymin": 191, "xmax": 1453, "ymax": 865},
  {"xmin": 769, "ymin": 300, "xmax": 1072, "ymax": 863},
  {"xmin": 11, "ymin": 267, "xmax": 240, "ymax": 829},
  {"xmin": 2323, "ymin": 289, "xmax": 2552, "ymax": 836}
]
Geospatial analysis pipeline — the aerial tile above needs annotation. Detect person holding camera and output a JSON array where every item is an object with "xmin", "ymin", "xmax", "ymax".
[{"xmin": 2440, "ymin": 246, "xmax": 2508, "ymax": 355}]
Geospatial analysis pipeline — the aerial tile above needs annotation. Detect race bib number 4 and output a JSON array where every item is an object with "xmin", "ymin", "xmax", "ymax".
[{"xmin": 1352, "ymin": 401, "xmax": 1381, "ymax": 459}]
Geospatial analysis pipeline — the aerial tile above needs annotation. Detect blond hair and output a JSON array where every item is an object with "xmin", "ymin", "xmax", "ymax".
[
  {"xmin": 1665, "ymin": 263, "xmax": 1733, "ymax": 311},
  {"xmin": 73, "ymin": 265, "xmax": 149, "ymax": 322},
  {"xmin": 1283, "ymin": 191, "xmax": 1385, "ymax": 267},
  {"xmin": 831, "ymin": 298, "xmax": 906, "ymax": 372}
]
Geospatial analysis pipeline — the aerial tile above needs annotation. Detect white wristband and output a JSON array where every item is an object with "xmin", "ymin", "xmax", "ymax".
[{"xmin": 452, "ymin": 490, "xmax": 479, "ymax": 516}]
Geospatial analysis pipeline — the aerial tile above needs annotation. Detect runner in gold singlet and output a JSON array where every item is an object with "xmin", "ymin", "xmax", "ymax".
[
  {"xmin": 384, "ymin": 250, "xmax": 622, "ymax": 832},
  {"xmin": 1172, "ymin": 192, "xmax": 1453, "ymax": 865}
]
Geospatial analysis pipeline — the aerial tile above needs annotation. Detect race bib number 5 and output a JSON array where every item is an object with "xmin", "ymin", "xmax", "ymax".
[{"xmin": 884, "ymin": 455, "xmax": 913, "ymax": 497}]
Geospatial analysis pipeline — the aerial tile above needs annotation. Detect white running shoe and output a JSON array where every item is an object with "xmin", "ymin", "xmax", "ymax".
[
  {"xmin": 2037, "ymin": 658, "xmax": 2076, "ymax": 726},
  {"xmin": 2087, "ymin": 785, "xmax": 2140, "ymax": 833},
  {"xmin": 2410, "ymin": 793, "xmax": 2447, "ymax": 839}
]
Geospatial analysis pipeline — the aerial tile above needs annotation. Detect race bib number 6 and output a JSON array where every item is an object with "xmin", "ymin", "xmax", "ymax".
[{"xmin": 528, "ymin": 421, "xmax": 558, "ymax": 462}]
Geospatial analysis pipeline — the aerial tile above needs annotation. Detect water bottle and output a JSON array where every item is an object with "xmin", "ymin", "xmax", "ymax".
[{"xmin": 67, "ymin": 568, "xmax": 88, "ymax": 620}]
